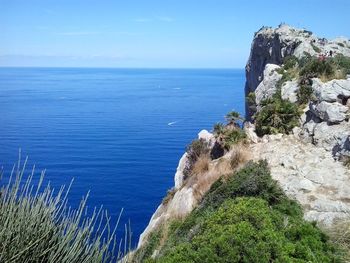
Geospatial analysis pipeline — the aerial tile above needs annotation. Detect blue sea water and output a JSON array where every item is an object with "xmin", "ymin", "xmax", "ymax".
[{"xmin": 0, "ymin": 67, "xmax": 245, "ymax": 246}]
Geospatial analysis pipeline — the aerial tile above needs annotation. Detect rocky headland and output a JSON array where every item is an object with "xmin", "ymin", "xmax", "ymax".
[{"xmin": 132, "ymin": 24, "xmax": 350, "ymax": 262}]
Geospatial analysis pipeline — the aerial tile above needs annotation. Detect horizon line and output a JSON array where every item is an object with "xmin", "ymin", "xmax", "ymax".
[{"xmin": 0, "ymin": 66, "xmax": 245, "ymax": 70}]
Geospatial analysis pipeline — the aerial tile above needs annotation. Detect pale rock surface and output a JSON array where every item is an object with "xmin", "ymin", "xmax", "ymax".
[
  {"xmin": 312, "ymin": 78, "xmax": 350, "ymax": 103},
  {"xmin": 254, "ymin": 64, "xmax": 282, "ymax": 106},
  {"xmin": 174, "ymin": 153, "xmax": 188, "ymax": 189},
  {"xmin": 251, "ymin": 135, "xmax": 350, "ymax": 226},
  {"xmin": 310, "ymin": 101, "xmax": 348, "ymax": 123},
  {"xmin": 281, "ymin": 80, "xmax": 299, "ymax": 103},
  {"xmin": 243, "ymin": 122, "xmax": 259, "ymax": 143}
]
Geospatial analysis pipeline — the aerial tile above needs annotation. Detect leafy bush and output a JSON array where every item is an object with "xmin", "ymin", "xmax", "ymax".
[
  {"xmin": 222, "ymin": 129, "xmax": 246, "ymax": 149},
  {"xmin": 333, "ymin": 54, "xmax": 350, "ymax": 75},
  {"xmin": 283, "ymin": 55, "xmax": 299, "ymax": 70},
  {"xmin": 297, "ymin": 84, "xmax": 314, "ymax": 105},
  {"xmin": 255, "ymin": 94, "xmax": 300, "ymax": 136},
  {"xmin": 311, "ymin": 43, "xmax": 321, "ymax": 53},
  {"xmin": 300, "ymin": 57, "xmax": 334, "ymax": 79},
  {"xmin": 144, "ymin": 161, "xmax": 341, "ymax": 263},
  {"xmin": 225, "ymin": 111, "xmax": 244, "ymax": 126},
  {"xmin": 0, "ymin": 156, "xmax": 125, "ymax": 263}
]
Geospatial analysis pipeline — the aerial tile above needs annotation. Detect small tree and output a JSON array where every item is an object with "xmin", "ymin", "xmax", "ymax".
[{"xmin": 225, "ymin": 111, "xmax": 244, "ymax": 127}]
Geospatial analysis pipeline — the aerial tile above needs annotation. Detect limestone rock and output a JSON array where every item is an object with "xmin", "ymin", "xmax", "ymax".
[
  {"xmin": 254, "ymin": 64, "xmax": 282, "ymax": 106},
  {"xmin": 174, "ymin": 153, "xmax": 189, "ymax": 189},
  {"xmin": 251, "ymin": 135, "xmax": 350, "ymax": 226},
  {"xmin": 312, "ymin": 78, "xmax": 350, "ymax": 103},
  {"xmin": 310, "ymin": 101, "xmax": 348, "ymax": 123},
  {"xmin": 198, "ymin": 129, "xmax": 215, "ymax": 147},
  {"xmin": 243, "ymin": 122, "xmax": 259, "ymax": 143},
  {"xmin": 281, "ymin": 80, "xmax": 299, "ymax": 103}
]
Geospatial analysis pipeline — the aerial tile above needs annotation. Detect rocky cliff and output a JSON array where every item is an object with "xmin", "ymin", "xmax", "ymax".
[
  {"xmin": 245, "ymin": 24, "xmax": 350, "ymax": 119},
  {"xmin": 135, "ymin": 24, "xmax": 350, "ymax": 260}
]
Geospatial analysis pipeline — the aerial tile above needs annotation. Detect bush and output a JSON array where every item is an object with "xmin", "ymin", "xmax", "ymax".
[
  {"xmin": 311, "ymin": 43, "xmax": 321, "ymax": 53},
  {"xmin": 0, "ymin": 156, "xmax": 125, "ymax": 263},
  {"xmin": 255, "ymin": 95, "xmax": 300, "ymax": 136},
  {"xmin": 222, "ymin": 129, "xmax": 246, "ymax": 150},
  {"xmin": 297, "ymin": 84, "xmax": 314, "ymax": 105},
  {"xmin": 146, "ymin": 161, "xmax": 341, "ymax": 263},
  {"xmin": 283, "ymin": 55, "xmax": 299, "ymax": 70},
  {"xmin": 300, "ymin": 57, "xmax": 334, "ymax": 79}
]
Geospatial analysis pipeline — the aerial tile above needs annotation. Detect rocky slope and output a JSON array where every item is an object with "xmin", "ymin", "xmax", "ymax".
[{"xmin": 136, "ymin": 24, "xmax": 350, "ymax": 258}]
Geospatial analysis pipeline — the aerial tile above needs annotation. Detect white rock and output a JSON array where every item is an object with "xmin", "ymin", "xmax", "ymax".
[
  {"xmin": 250, "ymin": 135, "xmax": 350, "ymax": 226},
  {"xmin": 174, "ymin": 153, "xmax": 189, "ymax": 189},
  {"xmin": 255, "ymin": 64, "xmax": 282, "ymax": 106},
  {"xmin": 311, "ymin": 101, "xmax": 348, "ymax": 123},
  {"xmin": 312, "ymin": 78, "xmax": 350, "ymax": 103},
  {"xmin": 198, "ymin": 129, "xmax": 215, "ymax": 147},
  {"xmin": 281, "ymin": 80, "xmax": 299, "ymax": 103},
  {"xmin": 243, "ymin": 122, "xmax": 259, "ymax": 143}
]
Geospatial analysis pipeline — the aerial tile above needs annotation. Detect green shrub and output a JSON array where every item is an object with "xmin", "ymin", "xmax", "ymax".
[
  {"xmin": 222, "ymin": 129, "xmax": 246, "ymax": 149},
  {"xmin": 225, "ymin": 111, "xmax": 244, "ymax": 126},
  {"xmin": 311, "ymin": 43, "xmax": 321, "ymax": 53},
  {"xmin": 333, "ymin": 54, "xmax": 350, "ymax": 75},
  {"xmin": 0, "ymin": 156, "xmax": 126, "ymax": 263},
  {"xmin": 300, "ymin": 57, "xmax": 334, "ymax": 79},
  {"xmin": 338, "ymin": 42, "xmax": 345, "ymax": 47},
  {"xmin": 283, "ymin": 55, "xmax": 299, "ymax": 70},
  {"xmin": 255, "ymin": 95, "xmax": 300, "ymax": 136},
  {"xmin": 297, "ymin": 84, "xmax": 314, "ymax": 105},
  {"xmin": 146, "ymin": 161, "xmax": 341, "ymax": 263}
]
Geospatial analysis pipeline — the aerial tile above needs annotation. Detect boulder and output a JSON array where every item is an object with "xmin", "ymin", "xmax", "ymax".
[
  {"xmin": 310, "ymin": 101, "xmax": 348, "ymax": 123},
  {"xmin": 312, "ymin": 78, "xmax": 350, "ymax": 103},
  {"xmin": 255, "ymin": 64, "xmax": 282, "ymax": 106},
  {"xmin": 281, "ymin": 80, "xmax": 299, "ymax": 103}
]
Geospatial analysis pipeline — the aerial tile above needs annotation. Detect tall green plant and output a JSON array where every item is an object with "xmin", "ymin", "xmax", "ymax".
[{"xmin": 0, "ymin": 154, "xmax": 129, "ymax": 263}]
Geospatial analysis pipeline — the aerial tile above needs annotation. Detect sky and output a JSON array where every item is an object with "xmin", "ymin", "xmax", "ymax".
[{"xmin": 0, "ymin": 0, "xmax": 350, "ymax": 68}]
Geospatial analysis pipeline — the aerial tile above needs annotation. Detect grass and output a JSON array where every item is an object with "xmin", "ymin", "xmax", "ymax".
[
  {"xmin": 0, "ymin": 154, "xmax": 128, "ymax": 263},
  {"xmin": 190, "ymin": 154, "xmax": 210, "ymax": 176},
  {"xmin": 325, "ymin": 218, "xmax": 350, "ymax": 261}
]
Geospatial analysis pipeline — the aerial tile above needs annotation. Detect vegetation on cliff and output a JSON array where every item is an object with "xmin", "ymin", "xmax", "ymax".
[
  {"xmin": 0, "ymin": 156, "xmax": 126, "ymax": 263},
  {"xmin": 137, "ymin": 161, "xmax": 342, "ymax": 263},
  {"xmin": 253, "ymin": 53, "xmax": 350, "ymax": 136}
]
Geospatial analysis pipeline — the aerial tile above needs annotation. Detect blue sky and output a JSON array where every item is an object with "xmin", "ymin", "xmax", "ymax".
[{"xmin": 1, "ymin": 0, "xmax": 349, "ymax": 68}]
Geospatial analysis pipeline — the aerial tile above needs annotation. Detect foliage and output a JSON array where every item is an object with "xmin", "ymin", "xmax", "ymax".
[
  {"xmin": 297, "ymin": 84, "xmax": 314, "ymax": 105},
  {"xmin": 338, "ymin": 42, "xmax": 345, "ymax": 47},
  {"xmin": 0, "ymin": 156, "xmax": 126, "ymax": 263},
  {"xmin": 141, "ymin": 161, "xmax": 341, "ymax": 263},
  {"xmin": 255, "ymin": 94, "xmax": 300, "ymax": 136},
  {"xmin": 213, "ymin": 123, "xmax": 225, "ymax": 138},
  {"xmin": 333, "ymin": 54, "xmax": 350, "ymax": 75},
  {"xmin": 222, "ymin": 129, "xmax": 246, "ymax": 149},
  {"xmin": 283, "ymin": 55, "xmax": 299, "ymax": 70},
  {"xmin": 299, "ymin": 57, "xmax": 334, "ymax": 79},
  {"xmin": 311, "ymin": 43, "xmax": 321, "ymax": 53},
  {"xmin": 225, "ymin": 111, "xmax": 244, "ymax": 126}
]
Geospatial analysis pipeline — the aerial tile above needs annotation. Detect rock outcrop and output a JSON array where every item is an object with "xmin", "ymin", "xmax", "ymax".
[
  {"xmin": 245, "ymin": 23, "xmax": 350, "ymax": 119},
  {"xmin": 251, "ymin": 134, "xmax": 350, "ymax": 226}
]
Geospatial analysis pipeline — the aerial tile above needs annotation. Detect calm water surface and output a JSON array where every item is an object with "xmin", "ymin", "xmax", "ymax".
[{"xmin": 0, "ymin": 67, "xmax": 245, "ymax": 246}]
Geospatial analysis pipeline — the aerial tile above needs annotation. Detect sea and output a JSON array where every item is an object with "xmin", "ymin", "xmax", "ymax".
[{"xmin": 0, "ymin": 67, "xmax": 245, "ymax": 247}]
